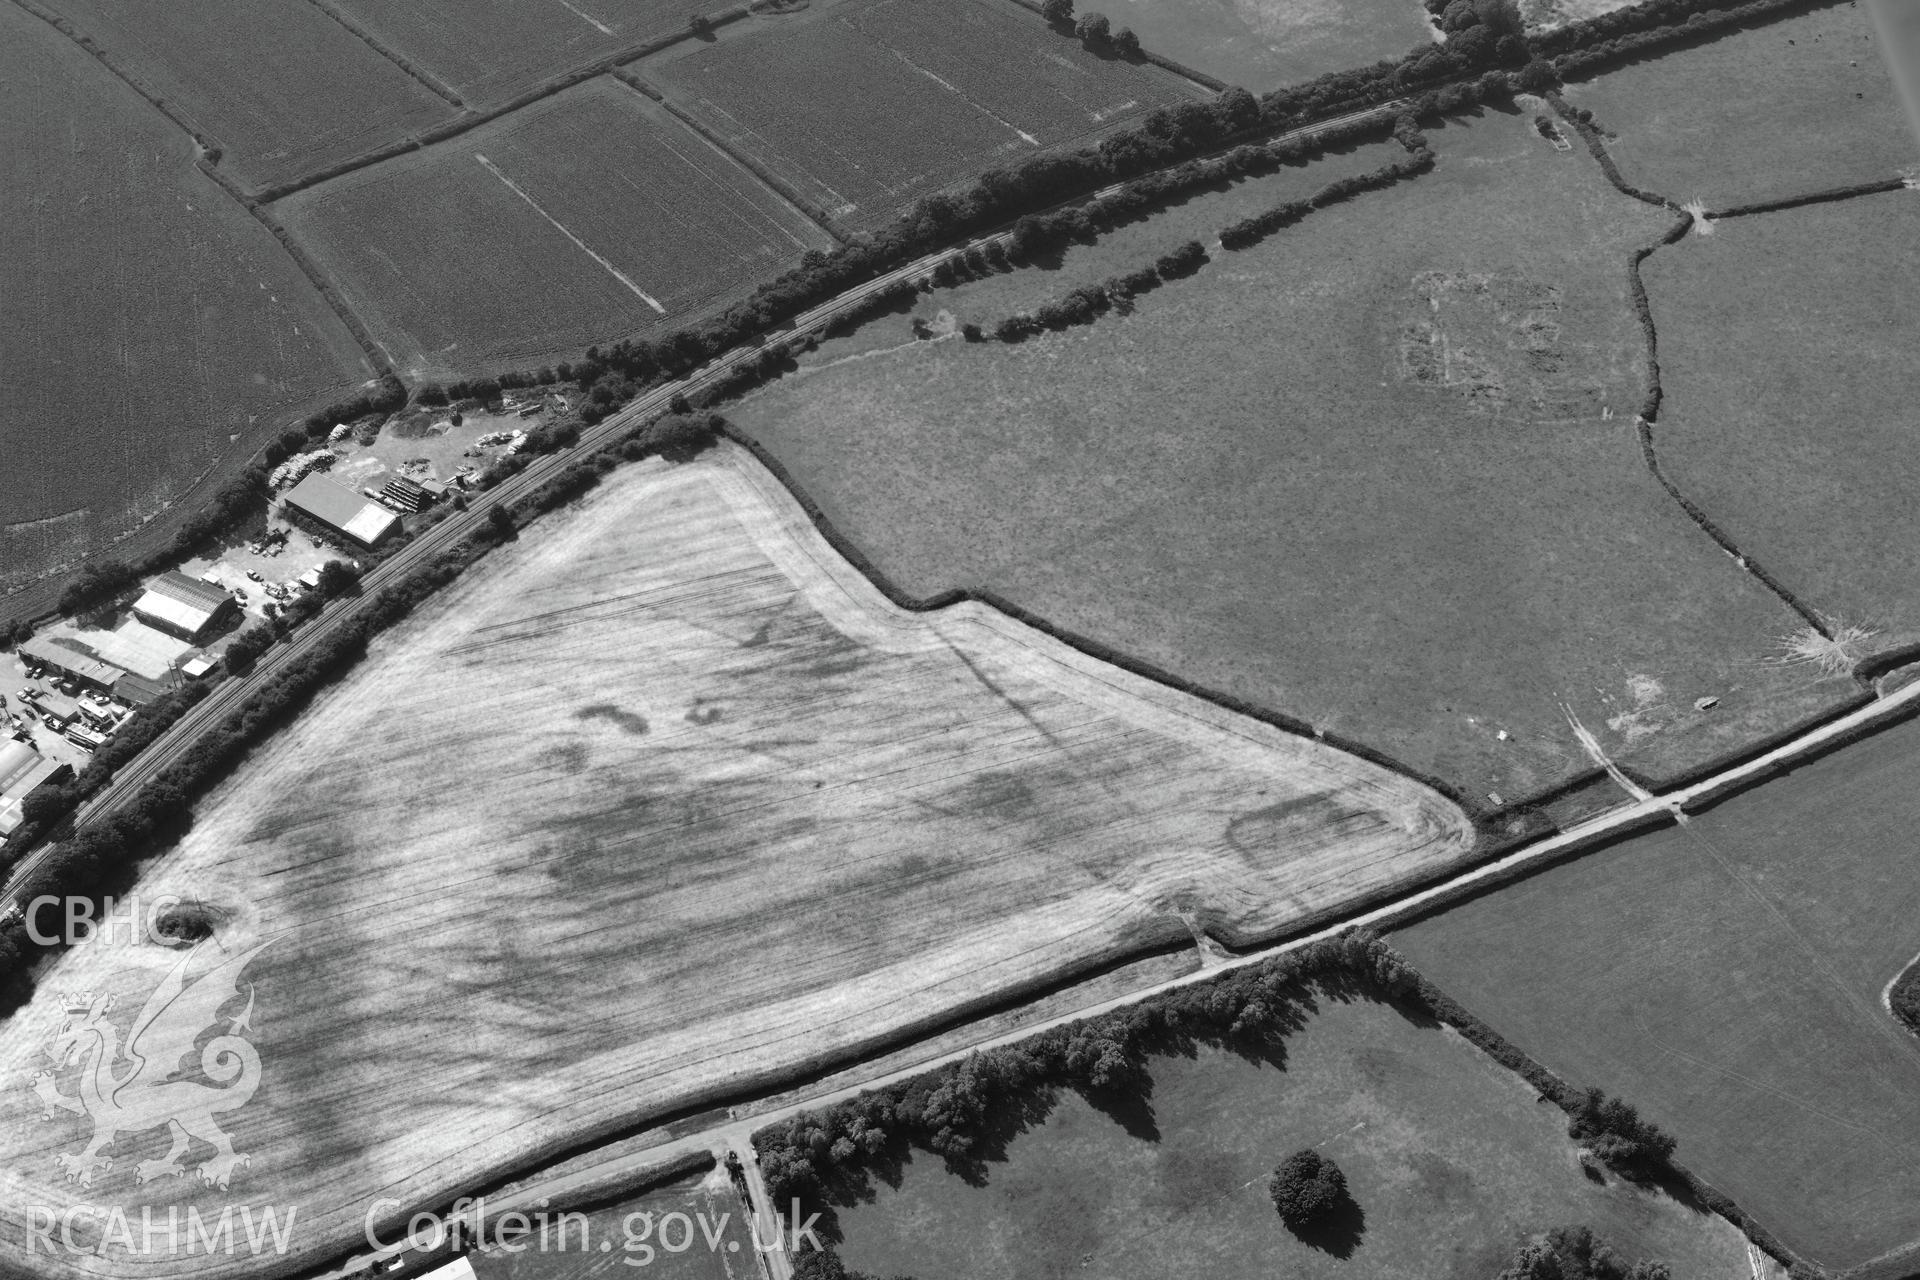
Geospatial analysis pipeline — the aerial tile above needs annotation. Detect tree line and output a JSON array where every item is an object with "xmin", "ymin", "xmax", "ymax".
[
  {"xmin": 0, "ymin": 409, "xmax": 725, "ymax": 1013},
  {"xmin": 755, "ymin": 931, "xmax": 1688, "ymax": 1277}
]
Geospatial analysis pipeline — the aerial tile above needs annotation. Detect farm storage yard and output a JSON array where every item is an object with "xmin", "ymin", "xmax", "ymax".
[
  {"xmin": 20, "ymin": 0, "xmax": 456, "ymax": 192},
  {"xmin": 0, "ymin": 446, "xmax": 1471, "ymax": 1277},
  {"xmin": 1090, "ymin": 0, "xmax": 1438, "ymax": 92},
  {"xmin": 0, "ymin": 1, "xmax": 375, "ymax": 602},
  {"xmin": 828, "ymin": 998, "xmax": 1770, "ymax": 1280},
  {"xmin": 272, "ymin": 79, "xmax": 834, "ymax": 379},
  {"xmin": 320, "ymin": 0, "xmax": 693, "ymax": 108},
  {"xmin": 1645, "ymin": 190, "xmax": 1920, "ymax": 660},
  {"xmin": 644, "ymin": 0, "xmax": 1203, "ymax": 226},
  {"xmin": 1393, "ymin": 712, "xmax": 1920, "ymax": 1269},
  {"xmin": 726, "ymin": 107, "xmax": 1858, "ymax": 808},
  {"xmin": 1558, "ymin": 0, "xmax": 1915, "ymax": 207}
]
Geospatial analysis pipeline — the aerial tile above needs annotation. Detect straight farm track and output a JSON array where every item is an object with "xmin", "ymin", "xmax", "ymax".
[
  {"xmin": 646, "ymin": 0, "xmax": 1202, "ymax": 226},
  {"xmin": 273, "ymin": 79, "xmax": 835, "ymax": 379},
  {"xmin": 0, "ymin": 446, "xmax": 1471, "ymax": 1280}
]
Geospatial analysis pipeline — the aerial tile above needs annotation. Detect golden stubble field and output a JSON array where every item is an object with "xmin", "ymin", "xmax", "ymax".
[{"xmin": 0, "ymin": 446, "xmax": 1471, "ymax": 1278}]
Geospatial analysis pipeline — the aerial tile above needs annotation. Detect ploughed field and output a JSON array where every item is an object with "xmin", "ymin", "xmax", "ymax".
[
  {"xmin": 726, "ymin": 108, "xmax": 1856, "ymax": 808},
  {"xmin": 1394, "ymin": 712, "xmax": 1920, "ymax": 1269},
  {"xmin": 1560, "ymin": 0, "xmax": 1915, "ymax": 208},
  {"xmin": 644, "ymin": 0, "xmax": 1201, "ymax": 227},
  {"xmin": 0, "ymin": 447, "xmax": 1470, "ymax": 1279},
  {"xmin": 0, "ymin": 1, "xmax": 373, "ymax": 603},
  {"xmin": 24, "ymin": 0, "xmax": 454, "ymax": 192},
  {"xmin": 828, "ymin": 994, "xmax": 1765, "ymax": 1279},
  {"xmin": 1645, "ymin": 190, "xmax": 1920, "ymax": 662},
  {"xmin": 273, "ymin": 80, "xmax": 833, "ymax": 379},
  {"xmin": 321, "ymin": 0, "xmax": 693, "ymax": 109}
]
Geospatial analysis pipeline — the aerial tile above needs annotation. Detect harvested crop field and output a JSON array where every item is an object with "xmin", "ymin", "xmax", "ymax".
[
  {"xmin": 829, "ymin": 996, "xmax": 1767, "ymax": 1280},
  {"xmin": 1560, "ymin": 1, "xmax": 1916, "ymax": 208},
  {"xmin": 321, "ymin": 0, "xmax": 689, "ymax": 108},
  {"xmin": 1394, "ymin": 713, "xmax": 1920, "ymax": 1269},
  {"xmin": 0, "ymin": 2, "xmax": 374, "ymax": 603},
  {"xmin": 26, "ymin": 0, "xmax": 454, "ymax": 192},
  {"xmin": 1093, "ymin": 0, "xmax": 1436, "ymax": 93},
  {"xmin": 1644, "ymin": 190, "xmax": 1920, "ymax": 664},
  {"xmin": 645, "ymin": 0, "xmax": 1201, "ymax": 226},
  {"xmin": 273, "ymin": 80, "xmax": 833, "ymax": 379},
  {"xmin": 0, "ymin": 445, "xmax": 1470, "ymax": 1279},
  {"xmin": 469, "ymin": 1166, "xmax": 756, "ymax": 1279},
  {"xmin": 726, "ymin": 109, "xmax": 1857, "ymax": 808}
]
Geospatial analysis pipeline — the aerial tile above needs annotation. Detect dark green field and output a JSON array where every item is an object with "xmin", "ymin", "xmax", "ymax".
[
  {"xmin": 831, "ymin": 996, "xmax": 1759, "ymax": 1280},
  {"xmin": 1561, "ymin": 1, "xmax": 1915, "ymax": 207},
  {"xmin": 729, "ymin": 109, "xmax": 1855, "ymax": 807},
  {"xmin": 1394, "ymin": 713, "xmax": 1920, "ymax": 1268},
  {"xmin": 1646, "ymin": 190, "xmax": 1920, "ymax": 664}
]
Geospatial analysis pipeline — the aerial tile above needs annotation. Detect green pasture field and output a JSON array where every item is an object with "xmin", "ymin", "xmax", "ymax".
[
  {"xmin": 1645, "ymin": 191, "xmax": 1920, "ymax": 664},
  {"xmin": 0, "ymin": 2, "xmax": 372, "ymax": 599},
  {"xmin": 1393, "ymin": 712, "xmax": 1920, "ymax": 1268},
  {"xmin": 468, "ymin": 1170, "xmax": 757, "ymax": 1280},
  {"xmin": 728, "ymin": 108, "xmax": 1856, "ymax": 807},
  {"xmin": 644, "ymin": 0, "xmax": 1201, "ymax": 228},
  {"xmin": 274, "ymin": 79, "xmax": 832, "ymax": 380},
  {"xmin": 1093, "ymin": 0, "xmax": 1437, "ymax": 93},
  {"xmin": 322, "ymin": 0, "xmax": 689, "ymax": 108},
  {"xmin": 830, "ymin": 995, "xmax": 1765, "ymax": 1280},
  {"xmin": 30, "ymin": 0, "xmax": 453, "ymax": 192},
  {"xmin": 1559, "ymin": 1, "xmax": 1916, "ymax": 208}
]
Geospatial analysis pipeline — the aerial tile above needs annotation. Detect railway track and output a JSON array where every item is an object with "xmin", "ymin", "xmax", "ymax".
[{"xmin": 0, "ymin": 93, "xmax": 1410, "ymax": 915}]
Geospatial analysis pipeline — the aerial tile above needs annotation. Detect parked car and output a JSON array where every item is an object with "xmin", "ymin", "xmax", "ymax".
[{"xmin": 246, "ymin": 569, "xmax": 263, "ymax": 582}]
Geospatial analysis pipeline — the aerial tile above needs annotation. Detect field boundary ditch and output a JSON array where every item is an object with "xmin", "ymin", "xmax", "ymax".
[
  {"xmin": 993, "ymin": 0, "xmax": 1232, "ymax": 91},
  {"xmin": 611, "ymin": 69, "xmax": 849, "ymax": 241},
  {"xmin": 1547, "ymin": 91, "xmax": 1846, "ymax": 646},
  {"xmin": 739, "ymin": 933, "xmax": 1799, "ymax": 1276},
  {"xmin": 341, "ymin": 663, "xmax": 1920, "ymax": 1280},
  {"xmin": 4, "ymin": 0, "xmax": 397, "ymax": 378},
  {"xmin": 296, "ymin": 0, "xmax": 467, "ymax": 107}
]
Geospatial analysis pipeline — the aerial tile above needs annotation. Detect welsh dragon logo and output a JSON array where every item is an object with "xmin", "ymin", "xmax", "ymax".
[{"xmin": 32, "ymin": 939, "xmax": 271, "ymax": 1191}]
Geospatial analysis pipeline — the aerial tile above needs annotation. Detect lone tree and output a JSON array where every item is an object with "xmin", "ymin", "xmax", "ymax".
[
  {"xmin": 1270, "ymin": 1149, "xmax": 1347, "ymax": 1231},
  {"xmin": 1074, "ymin": 11, "xmax": 1110, "ymax": 44},
  {"xmin": 1111, "ymin": 25, "xmax": 1140, "ymax": 56},
  {"xmin": 1040, "ymin": 0, "xmax": 1073, "ymax": 24}
]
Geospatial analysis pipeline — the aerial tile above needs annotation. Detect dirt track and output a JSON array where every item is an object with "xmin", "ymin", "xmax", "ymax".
[{"xmin": 0, "ymin": 445, "xmax": 1471, "ymax": 1280}]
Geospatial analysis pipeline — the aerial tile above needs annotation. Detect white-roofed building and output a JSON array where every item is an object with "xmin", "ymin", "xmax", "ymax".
[
  {"xmin": 132, "ymin": 571, "xmax": 240, "ymax": 642},
  {"xmin": 283, "ymin": 474, "xmax": 401, "ymax": 549}
]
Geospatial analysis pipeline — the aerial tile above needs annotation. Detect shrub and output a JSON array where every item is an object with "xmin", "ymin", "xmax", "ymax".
[
  {"xmin": 1154, "ymin": 239, "xmax": 1207, "ymax": 279},
  {"xmin": 1269, "ymin": 1149, "xmax": 1348, "ymax": 1231},
  {"xmin": 1498, "ymin": 1225, "xmax": 1671, "ymax": 1280},
  {"xmin": 1567, "ymin": 1088, "xmax": 1676, "ymax": 1176}
]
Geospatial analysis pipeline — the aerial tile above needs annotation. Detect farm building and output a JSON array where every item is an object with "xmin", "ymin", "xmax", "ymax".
[
  {"xmin": 378, "ymin": 475, "xmax": 444, "ymax": 513},
  {"xmin": 32, "ymin": 692, "xmax": 82, "ymax": 731},
  {"xmin": 0, "ymin": 740, "xmax": 72, "ymax": 841},
  {"xmin": 18, "ymin": 635, "xmax": 123, "ymax": 692},
  {"xmin": 132, "ymin": 571, "xmax": 239, "ymax": 641},
  {"xmin": 283, "ymin": 474, "xmax": 401, "ymax": 548},
  {"xmin": 113, "ymin": 670, "xmax": 181, "ymax": 707}
]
